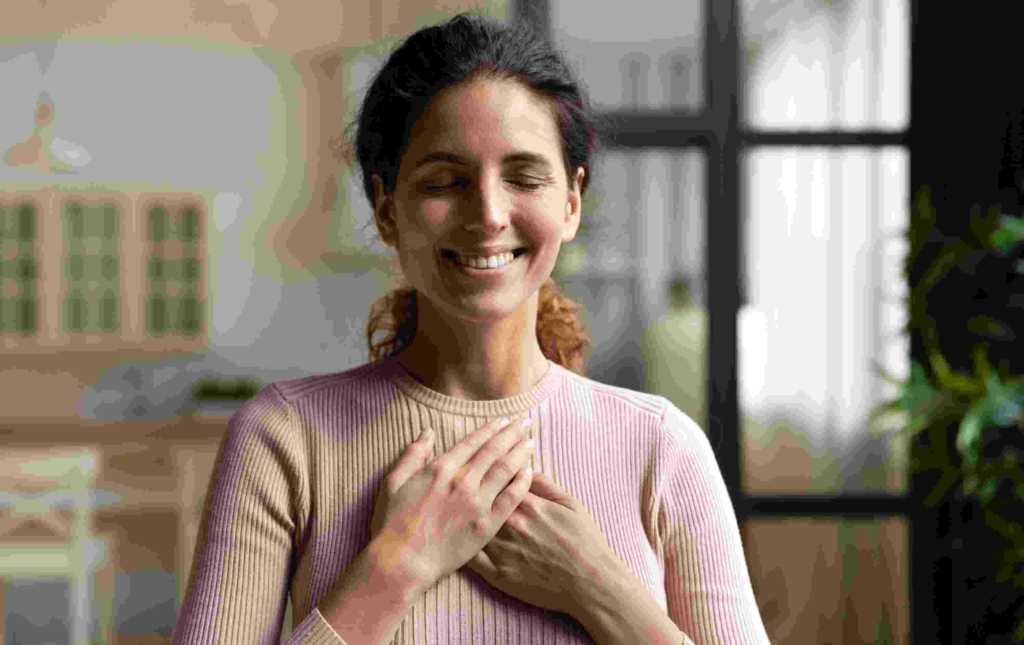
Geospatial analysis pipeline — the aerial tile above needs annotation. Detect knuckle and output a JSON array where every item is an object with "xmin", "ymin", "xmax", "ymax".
[
  {"xmin": 428, "ymin": 460, "xmax": 451, "ymax": 479},
  {"xmin": 492, "ymin": 460, "xmax": 515, "ymax": 479},
  {"xmin": 477, "ymin": 440, "xmax": 500, "ymax": 459},
  {"xmin": 470, "ymin": 515, "xmax": 490, "ymax": 538},
  {"xmin": 451, "ymin": 475, "xmax": 475, "ymax": 498},
  {"xmin": 515, "ymin": 496, "xmax": 535, "ymax": 515},
  {"xmin": 504, "ymin": 512, "xmax": 523, "ymax": 531}
]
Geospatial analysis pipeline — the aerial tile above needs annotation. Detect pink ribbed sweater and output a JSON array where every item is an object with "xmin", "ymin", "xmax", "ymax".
[{"xmin": 173, "ymin": 355, "xmax": 770, "ymax": 644}]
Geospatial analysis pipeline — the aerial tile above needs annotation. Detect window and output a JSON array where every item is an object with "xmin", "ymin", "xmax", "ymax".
[
  {"xmin": 62, "ymin": 198, "xmax": 121, "ymax": 334},
  {"xmin": 526, "ymin": 0, "xmax": 914, "ymax": 641},
  {"xmin": 0, "ymin": 190, "xmax": 208, "ymax": 352},
  {"xmin": 145, "ymin": 199, "xmax": 203, "ymax": 338},
  {"xmin": 0, "ymin": 199, "xmax": 39, "ymax": 336}
]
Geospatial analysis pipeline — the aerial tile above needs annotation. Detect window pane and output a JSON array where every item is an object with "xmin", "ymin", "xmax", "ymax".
[
  {"xmin": 741, "ymin": 0, "xmax": 908, "ymax": 130},
  {"xmin": 18, "ymin": 203, "xmax": 36, "ymax": 242},
  {"xmin": 556, "ymin": 150, "xmax": 708, "ymax": 414},
  {"xmin": 62, "ymin": 200, "xmax": 120, "ymax": 334},
  {"xmin": 741, "ymin": 147, "xmax": 909, "ymax": 494},
  {"xmin": 743, "ymin": 518, "xmax": 908, "ymax": 644},
  {"xmin": 145, "ymin": 200, "xmax": 204, "ymax": 337},
  {"xmin": 551, "ymin": 0, "xmax": 704, "ymax": 111},
  {"xmin": 1, "ymin": 200, "xmax": 39, "ymax": 336},
  {"xmin": 150, "ymin": 206, "xmax": 168, "ymax": 243}
]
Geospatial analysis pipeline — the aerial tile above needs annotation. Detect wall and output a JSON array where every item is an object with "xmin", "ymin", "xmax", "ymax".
[{"xmin": 1, "ymin": 0, "xmax": 508, "ymax": 423}]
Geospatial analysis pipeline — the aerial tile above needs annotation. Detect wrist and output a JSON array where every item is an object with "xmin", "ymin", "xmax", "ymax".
[
  {"xmin": 574, "ymin": 571, "xmax": 684, "ymax": 645},
  {"xmin": 364, "ymin": 533, "xmax": 433, "ymax": 602},
  {"xmin": 316, "ymin": 537, "xmax": 428, "ymax": 644}
]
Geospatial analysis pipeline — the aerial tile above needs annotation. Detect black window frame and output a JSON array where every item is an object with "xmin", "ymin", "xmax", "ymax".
[{"xmin": 513, "ymin": 0, "xmax": 923, "ymax": 642}]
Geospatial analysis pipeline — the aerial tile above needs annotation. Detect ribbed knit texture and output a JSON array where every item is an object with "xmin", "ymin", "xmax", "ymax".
[{"xmin": 172, "ymin": 355, "xmax": 770, "ymax": 644}]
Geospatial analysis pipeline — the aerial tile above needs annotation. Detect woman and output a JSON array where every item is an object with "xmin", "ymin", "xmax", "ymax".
[{"xmin": 173, "ymin": 12, "xmax": 770, "ymax": 645}]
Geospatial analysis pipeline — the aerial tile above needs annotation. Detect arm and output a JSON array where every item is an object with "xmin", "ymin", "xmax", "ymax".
[
  {"xmin": 173, "ymin": 387, "xmax": 319, "ymax": 643},
  {"xmin": 654, "ymin": 403, "xmax": 772, "ymax": 645},
  {"xmin": 315, "ymin": 532, "xmax": 429, "ymax": 645},
  {"xmin": 572, "ymin": 566, "xmax": 690, "ymax": 645}
]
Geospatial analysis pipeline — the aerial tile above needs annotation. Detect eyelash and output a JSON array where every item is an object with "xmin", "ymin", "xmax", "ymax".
[{"xmin": 424, "ymin": 179, "xmax": 544, "ymax": 192}]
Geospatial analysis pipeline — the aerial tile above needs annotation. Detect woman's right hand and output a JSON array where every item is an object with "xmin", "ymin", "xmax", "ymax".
[{"xmin": 368, "ymin": 416, "xmax": 536, "ymax": 591}]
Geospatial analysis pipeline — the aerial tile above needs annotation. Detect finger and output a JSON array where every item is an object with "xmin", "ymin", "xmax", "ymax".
[
  {"xmin": 458, "ymin": 417, "xmax": 534, "ymax": 489},
  {"xmin": 528, "ymin": 471, "xmax": 579, "ymax": 511},
  {"xmin": 479, "ymin": 430, "xmax": 535, "ymax": 496},
  {"xmin": 435, "ymin": 416, "xmax": 514, "ymax": 475},
  {"xmin": 466, "ymin": 549, "xmax": 497, "ymax": 584},
  {"xmin": 489, "ymin": 461, "xmax": 533, "ymax": 526},
  {"xmin": 385, "ymin": 427, "xmax": 435, "ymax": 490}
]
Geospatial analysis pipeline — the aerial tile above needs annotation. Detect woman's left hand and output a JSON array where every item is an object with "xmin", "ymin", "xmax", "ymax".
[{"xmin": 465, "ymin": 469, "xmax": 631, "ymax": 619}]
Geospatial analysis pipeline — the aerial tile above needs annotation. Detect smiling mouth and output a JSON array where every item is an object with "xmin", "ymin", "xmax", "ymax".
[{"xmin": 441, "ymin": 248, "xmax": 528, "ymax": 268}]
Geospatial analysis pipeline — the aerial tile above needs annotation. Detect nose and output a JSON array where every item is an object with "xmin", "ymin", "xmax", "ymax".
[{"xmin": 461, "ymin": 173, "xmax": 509, "ymax": 234}]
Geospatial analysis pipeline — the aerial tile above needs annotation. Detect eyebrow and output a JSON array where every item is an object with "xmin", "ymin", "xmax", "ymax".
[{"xmin": 413, "ymin": 151, "xmax": 555, "ymax": 173}]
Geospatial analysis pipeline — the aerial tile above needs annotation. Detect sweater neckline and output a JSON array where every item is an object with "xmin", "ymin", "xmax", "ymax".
[{"xmin": 378, "ymin": 354, "xmax": 565, "ymax": 415}]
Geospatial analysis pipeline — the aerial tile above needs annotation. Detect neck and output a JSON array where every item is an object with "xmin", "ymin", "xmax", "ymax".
[{"xmin": 396, "ymin": 291, "xmax": 550, "ymax": 400}]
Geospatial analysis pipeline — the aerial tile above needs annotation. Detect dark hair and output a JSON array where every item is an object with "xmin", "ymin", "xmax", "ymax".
[{"xmin": 349, "ymin": 11, "xmax": 603, "ymax": 375}]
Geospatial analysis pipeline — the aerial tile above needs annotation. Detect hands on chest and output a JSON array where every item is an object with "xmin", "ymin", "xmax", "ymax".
[{"xmin": 367, "ymin": 416, "xmax": 629, "ymax": 619}]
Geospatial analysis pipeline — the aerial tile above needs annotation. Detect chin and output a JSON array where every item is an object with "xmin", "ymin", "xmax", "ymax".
[{"xmin": 432, "ymin": 288, "xmax": 541, "ymax": 324}]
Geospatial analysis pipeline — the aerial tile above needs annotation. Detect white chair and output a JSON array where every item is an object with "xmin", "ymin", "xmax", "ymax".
[{"xmin": 0, "ymin": 446, "xmax": 114, "ymax": 645}]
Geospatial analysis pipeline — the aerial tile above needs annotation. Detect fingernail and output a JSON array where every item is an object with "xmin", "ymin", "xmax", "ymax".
[
  {"xmin": 499, "ymin": 417, "xmax": 511, "ymax": 428},
  {"xmin": 521, "ymin": 418, "xmax": 534, "ymax": 427},
  {"xmin": 525, "ymin": 466, "xmax": 533, "ymax": 475},
  {"xmin": 421, "ymin": 427, "xmax": 433, "ymax": 440},
  {"xmin": 525, "ymin": 438, "xmax": 535, "ymax": 449}
]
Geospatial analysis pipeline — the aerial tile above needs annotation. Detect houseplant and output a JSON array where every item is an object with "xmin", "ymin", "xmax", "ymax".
[{"xmin": 869, "ymin": 186, "xmax": 1024, "ymax": 641}]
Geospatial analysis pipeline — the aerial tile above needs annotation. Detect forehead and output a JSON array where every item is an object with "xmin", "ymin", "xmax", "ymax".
[{"xmin": 403, "ymin": 77, "xmax": 563, "ymax": 168}]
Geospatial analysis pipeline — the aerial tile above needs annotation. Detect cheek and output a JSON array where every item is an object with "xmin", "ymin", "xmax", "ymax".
[
  {"xmin": 396, "ymin": 204, "xmax": 448, "ymax": 251},
  {"xmin": 524, "ymin": 217, "xmax": 565, "ymax": 255}
]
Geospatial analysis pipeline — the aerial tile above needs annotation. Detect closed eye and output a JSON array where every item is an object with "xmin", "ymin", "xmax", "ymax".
[{"xmin": 423, "ymin": 178, "xmax": 547, "ymax": 193}]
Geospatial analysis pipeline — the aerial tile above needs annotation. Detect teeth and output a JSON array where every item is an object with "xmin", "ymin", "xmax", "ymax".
[{"xmin": 452, "ymin": 251, "xmax": 515, "ymax": 269}]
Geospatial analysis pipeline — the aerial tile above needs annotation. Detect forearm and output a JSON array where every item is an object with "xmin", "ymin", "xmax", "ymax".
[
  {"xmin": 573, "ymin": 569, "xmax": 688, "ymax": 645},
  {"xmin": 316, "ymin": 537, "xmax": 428, "ymax": 645}
]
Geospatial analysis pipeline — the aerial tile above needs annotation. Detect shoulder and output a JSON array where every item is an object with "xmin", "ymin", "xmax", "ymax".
[
  {"xmin": 220, "ymin": 360, "xmax": 395, "ymax": 450},
  {"xmin": 265, "ymin": 360, "xmax": 389, "ymax": 407},
  {"xmin": 656, "ymin": 398, "xmax": 716, "ymax": 460},
  {"xmin": 219, "ymin": 361, "xmax": 384, "ymax": 447},
  {"xmin": 556, "ymin": 367, "xmax": 711, "ymax": 443},
  {"xmin": 556, "ymin": 367, "xmax": 670, "ymax": 426}
]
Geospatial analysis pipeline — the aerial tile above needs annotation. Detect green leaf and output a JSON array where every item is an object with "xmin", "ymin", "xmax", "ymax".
[
  {"xmin": 985, "ymin": 373, "xmax": 1024, "ymax": 426},
  {"xmin": 999, "ymin": 214, "xmax": 1024, "ymax": 238},
  {"xmin": 967, "ymin": 316, "xmax": 1015, "ymax": 340},
  {"xmin": 979, "ymin": 477, "xmax": 1000, "ymax": 503},
  {"xmin": 990, "ymin": 214, "xmax": 1024, "ymax": 254},
  {"xmin": 930, "ymin": 351, "xmax": 983, "ymax": 396},
  {"xmin": 969, "ymin": 204, "xmax": 1003, "ymax": 247},
  {"xmin": 957, "ymin": 405, "xmax": 985, "ymax": 467},
  {"xmin": 902, "ymin": 361, "xmax": 938, "ymax": 409}
]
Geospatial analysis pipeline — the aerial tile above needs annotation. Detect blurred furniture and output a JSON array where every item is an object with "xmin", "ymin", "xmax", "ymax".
[{"xmin": 0, "ymin": 446, "xmax": 115, "ymax": 645}]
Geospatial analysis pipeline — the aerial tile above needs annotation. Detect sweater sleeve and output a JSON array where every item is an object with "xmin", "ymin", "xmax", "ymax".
[
  {"xmin": 172, "ymin": 385, "xmax": 344, "ymax": 644},
  {"xmin": 656, "ymin": 402, "xmax": 771, "ymax": 645}
]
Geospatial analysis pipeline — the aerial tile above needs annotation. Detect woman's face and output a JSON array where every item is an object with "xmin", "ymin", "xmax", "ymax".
[{"xmin": 372, "ymin": 77, "xmax": 584, "ymax": 324}]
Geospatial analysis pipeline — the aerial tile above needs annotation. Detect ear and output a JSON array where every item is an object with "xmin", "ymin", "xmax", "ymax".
[
  {"xmin": 372, "ymin": 174, "xmax": 398, "ymax": 248},
  {"xmin": 561, "ymin": 166, "xmax": 585, "ymax": 243}
]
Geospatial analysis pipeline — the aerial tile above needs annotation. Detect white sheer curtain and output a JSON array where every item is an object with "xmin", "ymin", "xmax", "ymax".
[{"xmin": 740, "ymin": 0, "xmax": 910, "ymax": 491}]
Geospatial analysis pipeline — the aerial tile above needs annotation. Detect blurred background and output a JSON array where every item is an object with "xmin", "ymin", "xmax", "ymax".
[{"xmin": 2, "ymin": 0, "xmax": 1022, "ymax": 643}]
